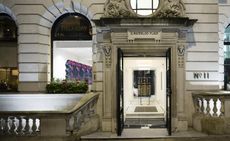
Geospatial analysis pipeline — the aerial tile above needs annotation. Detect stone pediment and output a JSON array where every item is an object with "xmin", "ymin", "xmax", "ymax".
[
  {"xmin": 104, "ymin": 0, "xmax": 186, "ymax": 18},
  {"xmin": 93, "ymin": 17, "xmax": 197, "ymax": 28}
]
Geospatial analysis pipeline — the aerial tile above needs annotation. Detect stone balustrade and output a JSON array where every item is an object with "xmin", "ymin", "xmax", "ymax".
[
  {"xmin": 0, "ymin": 93, "xmax": 99, "ymax": 137},
  {"xmin": 0, "ymin": 115, "xmax": 40, "ymax": 136},
  {"xmin": 192, "ymin": 91, "xmax": 230, "ymax": 134},
  {"xmin": 192, "ymin": 92, "xmax": 226, "ymax": 117}
]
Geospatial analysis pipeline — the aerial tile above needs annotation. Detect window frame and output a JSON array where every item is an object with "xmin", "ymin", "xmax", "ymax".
[
  {"xmin": 130, "ymin": 0, "xmax": 159, "ymax": 16},
  {"xmin": 51, "ymin": 13, "xmax": 93, "ymax": 80}
]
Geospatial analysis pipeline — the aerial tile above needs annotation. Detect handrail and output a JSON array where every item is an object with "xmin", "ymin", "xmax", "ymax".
[
  {"xmin": 0, "ymin": 93, "xmax": 100, "ymax": 136},
  {"xmin": 66, "ymin": 93, "xmax": 99, "ymax": 134},
  {"xmin": 193, "ymin": 91, "xmax": 230, "ymax": 96},
  {"xmin": 67, "ymin": 93, "xmax": 99, "ymax": 113}
]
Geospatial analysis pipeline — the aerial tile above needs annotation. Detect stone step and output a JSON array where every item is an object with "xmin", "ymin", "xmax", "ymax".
[
  {"xmin": 125, "ymin": 118, "xmax": 166, "ymax": 128},
  {"xmin": 126, "ymin": 113, "xmax": 164, "ymax": 118},
  {"xmin": 81, "ymin": 129, "xmax": 230, "ymax": 141},
  {"xmin": 125, "ymin": 116, "xmax": 164, "ymax": 120},
  {"xmin": 81, "ymin": 136, "xmax": 230, "ymax": 141},
  {"xmin": 125, "ymin": 118, "xmax": 165, "ymax": 122}
]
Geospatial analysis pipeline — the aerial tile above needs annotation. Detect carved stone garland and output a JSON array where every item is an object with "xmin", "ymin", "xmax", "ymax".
[
  {"xmin": 154, "ymin": 0, "xmax": 186, "ymax": 18},
  {"xmin": 104, "ymin": 0, "xmax": 186, "ymax": 18},
  {"xmin": 104, "ymin": 0, "xmax": 134, "ymax": 17}
]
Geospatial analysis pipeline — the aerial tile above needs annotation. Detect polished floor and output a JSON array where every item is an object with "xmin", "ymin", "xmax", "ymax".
[{"xmin": 124, "ymin": 97, "xmax": 166, "ymax": 128}]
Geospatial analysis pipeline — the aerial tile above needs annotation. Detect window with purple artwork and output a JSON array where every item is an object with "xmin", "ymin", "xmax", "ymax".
[{"xmin": 51, "ymin": 13, "xmax": 93, "ymax": 88}]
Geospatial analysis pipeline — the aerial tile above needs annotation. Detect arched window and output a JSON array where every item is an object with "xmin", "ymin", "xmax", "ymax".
[
  {"xmin": 0, "ymin": 13, "xmax": 17, "ymax": 41},
  {"xmin": 0, "ymin": 13, "xmax": 18, "ymax": 92},
  {"xmin": 52, "ymin": 13, "xmax": 92, "ymax": 40},
  {"xmin": 51, "ymin": 13, "xmax": 93, "ymax": 87},
  {"xmin": 224, "ymin": 25, "xmax": 230, "ymax": 45},
  {"xmin": 130, "ymin": 0, "xmax": 159, "ymax": 16},
  {"xmin": 224, "ymin": 24, "xmax": 230, "ymax": 90}
]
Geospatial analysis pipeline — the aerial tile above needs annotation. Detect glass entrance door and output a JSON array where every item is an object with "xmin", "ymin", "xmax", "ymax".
[
  {"xmin": 117, "ymin": 49, "xmax": 172, "ymax": 135},
  {"xmin": 117, "ymin": 48, "xmax": 124, "ymax": 136},
  {"xmin": 166, "ymin": 48, "xmax": 172, "ymax": 135}
]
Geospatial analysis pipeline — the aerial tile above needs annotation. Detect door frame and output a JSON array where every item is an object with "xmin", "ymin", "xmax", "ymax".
[{"xmin": 116, "ymin": 47, "xmax": 173, "ymax": 135}]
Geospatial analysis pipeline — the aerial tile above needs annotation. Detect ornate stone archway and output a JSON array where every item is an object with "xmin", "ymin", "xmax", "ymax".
[{"xmin": 18, "ymin": 0, "xmax": 98, "ymax": 92}]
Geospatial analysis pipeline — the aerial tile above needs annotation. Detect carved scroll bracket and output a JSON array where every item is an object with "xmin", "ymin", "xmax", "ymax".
[
  {"xmin": 102, "ymin": 44, "xmax": 112, "ymax": 68},
  {"xmin": 177, "ymin": 43, "xmax": 186, "ymax": 68}
]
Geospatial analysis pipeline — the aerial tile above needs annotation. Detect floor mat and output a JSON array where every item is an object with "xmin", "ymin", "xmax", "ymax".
[{"xmin": 134, "ymin": 106, "xmax": 158, "ymax": 112}]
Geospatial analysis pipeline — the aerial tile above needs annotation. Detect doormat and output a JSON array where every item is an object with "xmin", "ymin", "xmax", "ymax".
[{"xmin": 134, "ymin": 106, "xmax": 157, "ymax": 112}]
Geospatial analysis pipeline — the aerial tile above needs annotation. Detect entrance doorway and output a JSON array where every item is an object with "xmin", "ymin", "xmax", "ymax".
[
  {"xmin": 123, "ymin": 57, "xmax": 166, "ymax": 129},
  {"xmin": 117, "ymin": 48, "xmax": 171, "ymax": 136}
]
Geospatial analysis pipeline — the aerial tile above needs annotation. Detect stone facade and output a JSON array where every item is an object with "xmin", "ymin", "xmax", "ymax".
[{"xmin": 0, "ymin": 0, "xmax": 230, "ymax": 134}]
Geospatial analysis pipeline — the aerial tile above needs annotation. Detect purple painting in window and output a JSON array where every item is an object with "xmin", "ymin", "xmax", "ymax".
[{"xmin": 65, "ymin": 60, "xmax": 92, "ymax": 84}]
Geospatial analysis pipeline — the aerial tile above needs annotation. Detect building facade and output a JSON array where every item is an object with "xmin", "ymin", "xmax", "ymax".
[{"xmin": 1, "ymin": 0, "xmax": 230, "ymax": 136}]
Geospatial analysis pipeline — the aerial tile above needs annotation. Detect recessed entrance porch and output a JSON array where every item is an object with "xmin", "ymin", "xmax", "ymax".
[
  {"xmin": 117, "ymin": 48, "xmax": 171, "ymax": 136},
  {"xmin": 123, "ymin": 57, "xmax": 167, "ymax": 129},
  {"xmin": 93, "ymin": 17, "xmax": 197, "ymax": 136}
]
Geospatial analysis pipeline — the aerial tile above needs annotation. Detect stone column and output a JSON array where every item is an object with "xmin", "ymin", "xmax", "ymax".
[
  {"xmin": 175, "ymin": 30, "xmax": 188, "ymax": 131},
  {"xmin": 95, "ymin": 28, "xmax": 114, "ymax": 132},
  {"xmin": 102, "ymin": 43, "xmax": 114, "ymax": 131}
]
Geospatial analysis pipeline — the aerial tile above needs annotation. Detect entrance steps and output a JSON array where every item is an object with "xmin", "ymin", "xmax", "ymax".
[
  {"xmin": 126, "ymin": 112, "xmax": 164, "ymax": 119},
  {"xmin": 125, "ymin": 105, "xmax": 165, "ymax": 128},
  {"xmin": 81, "ymin": 129, "xmax": 230, "ymax": 141},
  {"xmin": 125, "ymin": 105, "xmax": 165, "ymax": 119}
]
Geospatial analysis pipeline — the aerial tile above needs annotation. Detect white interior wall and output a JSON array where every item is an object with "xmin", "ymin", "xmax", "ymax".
[
  {"xmin": 53, "ymin": 41, "xmax": 92, "ymax": 80},
  {"xmin": 123, "ymin": 57, "xmax": 166, "ymax": 113}
]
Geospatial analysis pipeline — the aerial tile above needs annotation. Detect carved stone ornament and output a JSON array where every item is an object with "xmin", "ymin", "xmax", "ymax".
[
  {"xmin": 154, "ymin": 0, "xmax": 186, "ymax": 18},
  {"xmin": 177, "ymin": 44, "xmax": 185, "ymax": 56},
  {"xmin": 177, "ymin": 44, "xmax": 185, "ymax": 68},
  {"xmin": 102, "ymin": 44, "xmax": 112, "ymax": 68},
  {"xmin": 103, "ymin": 0, "xmax": 186, "ymax": 18},
  {"xmin": 104, "ymin": 0, "xmax": 135, "ymax": 18}
]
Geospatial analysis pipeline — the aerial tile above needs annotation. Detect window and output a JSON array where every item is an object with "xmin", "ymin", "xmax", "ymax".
[
  {"xmin": 0, "ymin": 13, "xmax": 17, "ymax": 41},
  {"xmin": 224, "ymin": 24, "xmax": 230, "ymax": 90},
  {"xmin": 52, "ymin": 14, "xmax": 92, "ymax": 40},
  {"xmin": 224, "ymin": 25, "xmax": 230, "ymax": 46},
  {"xmin": 51, "ymin": 13, "xmax": 93, "ymax": 89},
  {"xmin": 0, "ymin": 13, "xmax": 18, "ymax": 92},
  {"xmin": 130, "ymin": 0, "xmax": 159, "ymax": 16}
]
